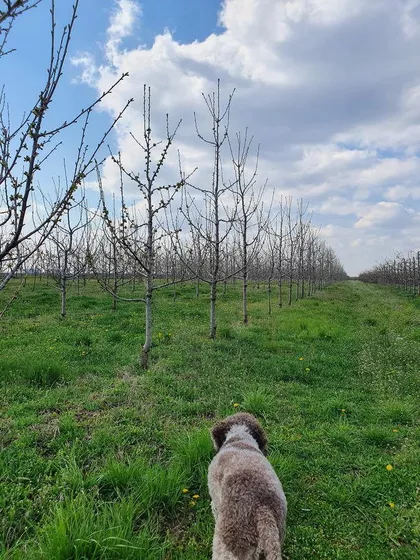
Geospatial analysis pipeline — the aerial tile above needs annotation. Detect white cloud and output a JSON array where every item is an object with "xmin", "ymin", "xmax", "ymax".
[
  {"xmin": 73, "ymin": 0, "xmax": 420, "ymax": 275},
  {"xmin": 355, "ymin": 201, "xmax": 419, "ymax": 229},
  {"xmin": 71, "ymin": 52, "xmax": 98, "ymax": 86},
  {"xmin": 385, "ymin": 184, "xmax": 420, "ymax": 200},
  {"xmin": 106, "ymin": 0, "xmax": 141, "ymax": 63}
]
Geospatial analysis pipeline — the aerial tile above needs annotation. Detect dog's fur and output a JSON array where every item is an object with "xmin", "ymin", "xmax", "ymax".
[{"xmin": 208, "ymin": 413, "xmax": 287, "ymax": 560}]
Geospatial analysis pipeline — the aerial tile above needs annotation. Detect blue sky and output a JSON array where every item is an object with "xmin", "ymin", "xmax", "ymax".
[
  {"xmin": 1, "ymin": 0, "xmax": 223, "ymax": 184},
  {"xmin": 2, "ymin": 0, "xmax": 222, "ymax": 96},
  {"xmin": 3, "ymin": 0, "xmax": 420, "ymax": 275}
]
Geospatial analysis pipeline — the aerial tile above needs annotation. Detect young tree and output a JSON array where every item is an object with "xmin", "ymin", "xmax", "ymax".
[
  {"xmin": 99, "ymin": 86, "xmax": 187, "ymax": 369},
  {"xmin": 229, "ymin": 128, "xmax": 268, "ymax": 324},
  {"xmin": 89, "ymin": 194, "xmax": 135, "ymax": 311},
  {"xmin": 0, "ymin": 0, "xmax": 130, "ymax": 291},
  {"xmin": 178, "ymin": 80, "xmax": 237, "ymax": 338},
  {"xmin": 295, "ymin": 199, "xmax": 311, "ymax": 301},
  {"xmin": 46, "ymin": 184, "xmax": 93, "ymax": 317}
]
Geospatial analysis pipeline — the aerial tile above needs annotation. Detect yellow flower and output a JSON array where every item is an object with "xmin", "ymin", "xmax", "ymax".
[
  {"xmin": 389, "ymin": 502, "xmax": 395, "ymax": 508},
  {"xmin": 233, "ymin": 403, "xmax": 239, "ymax": 408},
  {"xmin": 392, "ymin": 429, "xmax": 398, "ymax": 433},
  {"xmin": 182, "ymin": 488, "xmax": 189, "ymax": 494},
  {"xmin": 192, "ymin": 494, "xmax": 199, "ymax": 500},
  {"xmin": 341, "ymin": 409, "xmax": 346, "ymax": 413},
  {"xmin": 386, "ymin": 464, "xmax": 393, "ymax": 471},
  {"xmin": 305, "ymin": 367, "xmax": 310, "ymax": 372},
  {"xmin": 298, "ymin": 357, "xmax": 304, "ymax": 361},
  {"xmin": 190, "ymin": 500, "xmax": 196, "ymax": 507}
]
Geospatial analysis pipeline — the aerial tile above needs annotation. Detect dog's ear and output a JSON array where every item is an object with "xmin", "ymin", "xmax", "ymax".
[
  {"xmin": 211, "ymin": 420, "xmax": 230, "ymax": 451},
  {"xmin": 245, "ymin": 416, "xmax": 268, "ymax": 456}
]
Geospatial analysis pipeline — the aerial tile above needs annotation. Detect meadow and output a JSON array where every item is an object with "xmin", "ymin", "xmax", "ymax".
[{"xmin": 0, "ymin": 278, "xmax": 419, "ymax": 559}]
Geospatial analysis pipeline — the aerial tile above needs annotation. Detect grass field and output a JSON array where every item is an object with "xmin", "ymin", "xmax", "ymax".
[{"xmin": 0, "ymin": 278, "xmax": 419, "ymax": 559}]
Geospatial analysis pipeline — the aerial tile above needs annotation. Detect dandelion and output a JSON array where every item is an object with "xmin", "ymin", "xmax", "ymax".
[
  {"xmin": 233, "ymin": 403, "xmax": 239, "ymax": 408},
  {"xmin": 341, "ymin": 409, "xmax": 346, "ymax": 413},
  {"xmin": 190, "ymin": 500, "xmax": 196, "ymax": 507},
  {"xmin": 192, "ymin": 494, "xmax": 199, "ymax": 500},
  {"xmin": 386, "ymin": 464, "xmax": 393, "ymax": 471},
  {"xmin": 389, "ymin": 502, "xmax": 395, "ymax": 508},
  {"xmin": 392, "ymin": 429, "xmax": 398, "ymax": 433},
  {"xmin": 298, "ymin": 357, "xmax": 304, "ymax": 361},
  {"xmin": 182, "ymin": 488, "xmax": 189, "ymax": 494},
  {"xmin": 305, "ymin": 367, "xmax": 310, "ymax": 372}
]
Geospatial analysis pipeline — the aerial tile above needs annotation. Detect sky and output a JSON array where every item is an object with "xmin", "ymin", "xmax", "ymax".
[{"xmin": 3, "ymin": 0, "xmax": 420, "ymax": 276}]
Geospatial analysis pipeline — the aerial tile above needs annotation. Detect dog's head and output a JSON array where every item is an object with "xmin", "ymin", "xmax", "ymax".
[{"xmin": 211, "ymin": 412, "xmax": 268, "ymax": 455}]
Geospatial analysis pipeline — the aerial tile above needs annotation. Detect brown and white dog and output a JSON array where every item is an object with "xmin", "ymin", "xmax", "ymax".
[{"xmin": 208, "ymin": 413, "xmax": 287, "ymax": 560}]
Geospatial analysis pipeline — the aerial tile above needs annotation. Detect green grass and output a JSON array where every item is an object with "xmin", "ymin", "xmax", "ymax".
[{"xmin": 0, "ymin": 279, "xmax": 419, "ymax": 558}]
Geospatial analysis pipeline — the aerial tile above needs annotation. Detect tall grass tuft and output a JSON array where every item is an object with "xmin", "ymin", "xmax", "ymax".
[
  {"xmin": 34, "ymin": 493, "xmax": 165, "ymax": 559},
  {"xmin": 97, "ymin": 458, "xmax": 184, "ymax": 515},
  {"xmin": 1, "ymin": 358, "xmax": 65, "ymax": 387},
  {"xmin": 169, "ymin": 428, "xmax": 214, "ymax": 488},
  {"xmin": 242, "ymin": 389, "xmax": 275, "ymax": 416}
]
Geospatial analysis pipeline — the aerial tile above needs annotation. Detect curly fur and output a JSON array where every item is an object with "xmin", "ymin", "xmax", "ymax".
[{"xmin": 208, "ymin": 413, "xmax": 287, "ymax": 560}]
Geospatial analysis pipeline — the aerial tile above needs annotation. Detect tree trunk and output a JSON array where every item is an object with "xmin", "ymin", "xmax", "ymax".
[
  {"xmin": 141, "ymin": 282, "xmax": 152, "ymax": 369},
  {"xmin": 60, "ymin": 277, "xmax": 67, "ymax": 318},
  {"xmin": 243, "ymin": 232, "xmax": 248, "ymax": 324},
  {"xmin": 288, "ymin": 274, "xmax": 293, "ymax": 306},
  {"xmin": 243, "ymin": 274, "xmax": 248, "ymax": 324},
  {"xmin": 210, "ymin": 280, "xmax": 217, "ymax": 339}
]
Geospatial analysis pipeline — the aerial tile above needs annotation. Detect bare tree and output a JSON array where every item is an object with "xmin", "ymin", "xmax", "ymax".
[
  {"xmin": 229, "ymin": 128, "xmax": 268, "ymax": 324},
  {"xmin": 99, "ymin": 85, "xmax": 188, "ymax": 369},
  {"xmin": 177, "ymin": 80, "xmax": 237, "ymax": 338},
  {"xmin": 45, "ymin": 182, "xmax": 93, "ymax": 317},
  {"xmin": 267, "ymin": 196, "xmax": 288, "ymax": 308},
  {"xmin": 295, "ymin": 199, "xmax": 311, "ymax": 301},
  {"xmin": 0, "ymin": 0, "xmax": 131, "ymax": 291},
  {"xmin": 264, "ymin": 226, "xmax": 277, "ymax": 316},
  {"xmin": 89, "ymin": 194, "xmax": 134, "ymax": 311}
]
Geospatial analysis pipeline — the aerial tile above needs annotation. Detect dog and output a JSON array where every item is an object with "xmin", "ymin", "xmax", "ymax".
[{"xmin": 208, "ymin": 412, "xmax": 287, "ymax": 560}]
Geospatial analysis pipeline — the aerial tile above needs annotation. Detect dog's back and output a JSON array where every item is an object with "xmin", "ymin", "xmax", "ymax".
[
  {"xmin": 214, "ymin": 468, "xmax": 286, "ymax": 559},
  {"xmin": 209, "ymin": 414, "xmax": 287, "ymax": 560}
]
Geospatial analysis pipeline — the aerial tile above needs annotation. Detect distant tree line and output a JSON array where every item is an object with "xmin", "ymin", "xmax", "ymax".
[{"xmin": 359, "ymin": 251, "xmax": 420, "ymax": 295}]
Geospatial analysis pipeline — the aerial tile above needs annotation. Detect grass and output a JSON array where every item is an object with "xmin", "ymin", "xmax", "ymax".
[{"xmin": 0, "ymin": 278, "xmax": 419, "ymax": 558}]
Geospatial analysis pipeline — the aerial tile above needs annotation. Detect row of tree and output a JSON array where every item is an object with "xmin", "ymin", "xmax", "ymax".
[
  {"xmin": 15, "ymin": 85, "xmax": 346, "ymax": 363},
  {"xmin": 17, "ymin": 188, "xmax": 347, "ymax": 368},
  {"xmin": 359, "ymin": 251, "xmax": 420, "ymax": 295},
  {"xmin": 1, "ymin": 2, "xmax": 347, "ymax": 368}
]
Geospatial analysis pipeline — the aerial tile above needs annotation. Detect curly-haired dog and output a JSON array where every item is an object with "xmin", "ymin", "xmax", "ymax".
[{"xmin": 208, "ymin": 413, "xmax": 287, "ymax": 560}]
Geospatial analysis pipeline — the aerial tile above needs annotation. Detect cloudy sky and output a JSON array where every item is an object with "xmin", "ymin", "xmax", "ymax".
[{"xmin": 4, "ymin": 0, "xmax": 420, "ymax": 276}]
